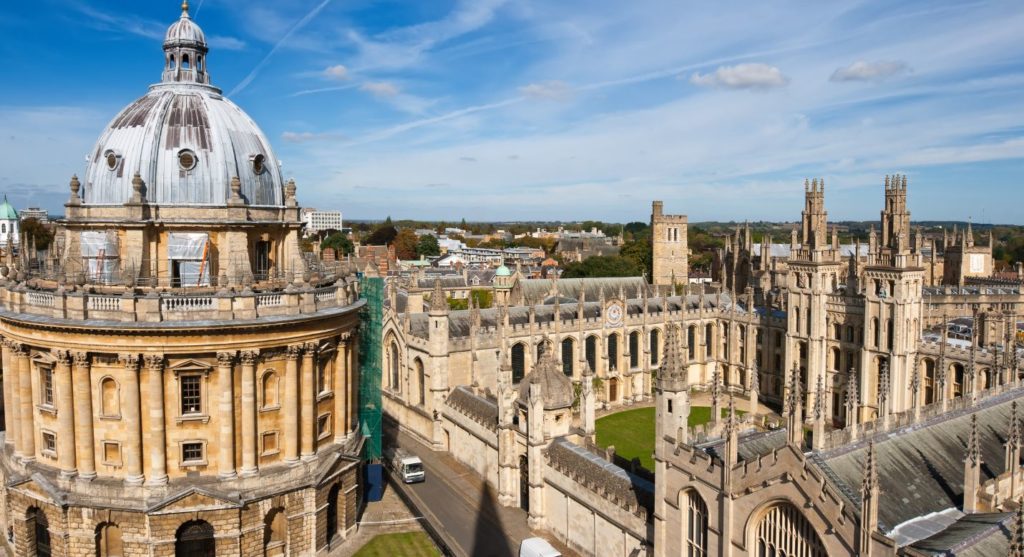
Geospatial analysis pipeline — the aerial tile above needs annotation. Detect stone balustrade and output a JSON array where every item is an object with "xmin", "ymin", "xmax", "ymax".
[{"xmin": 0, "ymin": 278, "xmax": 360, "ymax": 324}]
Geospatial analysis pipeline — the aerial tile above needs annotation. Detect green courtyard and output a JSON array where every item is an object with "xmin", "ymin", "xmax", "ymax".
[
  {"xmin": 595, "ymin": 406, "xmax": 744, "ymax": 471},
  {"xmin": 352, "ymin": 531, "xmax": 440, "ymax": 557}
]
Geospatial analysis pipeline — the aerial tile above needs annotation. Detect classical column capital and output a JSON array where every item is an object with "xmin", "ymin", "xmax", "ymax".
[
  {"xmin": 286, "ymin": 344, "xmax": 303, "ymax": 360},
  {"xmin": 239, "ymin": 350, "xmax": 259, "ymax": 366},
  {"xmin": 53, "ymin": 349, "xmax": 71, "ymax": 366},
  {"xmin": 72, "ymin": 351, "xmax": 90, "ymax": 368},
  {"xmin": 118, "ymin": 353, "xmax": 140, "ymax": 369},
  {"xmin": 303, "ymin": 341, "xmax": 318, "ymax": 354},
  {"xmin": 144, "ymin": 354, "xmax": 165, "ymax": 371},
  {"xmin": 340, "ymin": 332, "xmax": 352, "ymax": 342},
  {"xmin": 7, "ymin": 341, "xmax": 25, "ymax": 356},
  {"xmin": 217, "ymin": 351, "xmax": 237, "ymax": 367}
]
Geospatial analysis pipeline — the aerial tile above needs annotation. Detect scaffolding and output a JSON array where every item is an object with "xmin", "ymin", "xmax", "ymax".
[{"xmin": 358, "ymin": 277, "xmax": 384, "ymax": 463}]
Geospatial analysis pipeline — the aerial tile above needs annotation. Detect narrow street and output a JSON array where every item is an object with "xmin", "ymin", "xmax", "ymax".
[{"xmin": 389, "ymin": 430, "xmax": 575, "ymax": 557}]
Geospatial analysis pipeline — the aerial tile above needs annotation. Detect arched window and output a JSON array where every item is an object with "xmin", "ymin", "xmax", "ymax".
[
  {"xmin": 688, "ymin": 326, "xmax": 696, "ymax": 360},
  {"xmin": 872, "ymin": 318, "xmax": 880, "ymax": 348},
  {"xmin": 511, "ymin": 343, "xmax": 526, "ymax": 383},
  {"xmin": 607, "ymin": 334, "xmax": 619, "ymax": 372},
  {"xmin": 182, "ymin": 54, "xmax": 191, "ymax": 70},
  {"xmin": 924, "ymin": 359, "xmax": 935, "ymax": 404},
  {"xmin": 650, "ymin": 328, "xmax": 660, "ymax": 366},
  {"xmin": 27, "ymin": 507, "xmax": 50, "ymax": 557},
  {"xmin": 886, "ymin": 319, "xmax": 894, "ymax": 350},
  {"xmin": 585, "ymin": 336, "xmax": 597, "ymax": 373},
  {"xmin": 953, "ymin": 364, "xmax": 965, "ymax": 398},
  {"xmin": 264, "ymin": 507, "xmax": 286, "ymax": 557},
  {"xmin": 197, "ymin": 56, "xmax": 204, "ymax": 71},
  {"xmin": 261, "ymin": 371, "xmax": 279, "ymax": 409},
  {"xmin": 169, "ymin": 54, "xmax": 176, "ymax": 69},
  {"xmin": 705, "ymin": 323, "xmax": 713, "ymax": 357},
  {"xmin": 629, "ymin": 331, "xmax": 640, "ymax": 369},
  {"xmin": 175, "ymin": 520, "xmax": 214, "ymax": 557},
  {"xmin": 100, "ymin": 377, "xmax": 119, "ymax": 417},
  {"xmin": 389, "ymin": 341, "xmax": 401, "ymax": 393},
  {"xmin": 96, "ymin": 522, "xmax": 123, "ymax": 557},
  {"xmin": 831, "ymin": 347, "xmax": 841, "ymax": 372},
  {"xmin": 414, "ymin": 359, "xmax": 425, "ymax": 406},
  {"xmin": 684, "ymin": 490, "xmax": 708, "ymax": 556},
  {"xmin": 753, "ymin": 503, "xmax": 826, "ymax": 557},
  {"xmin": 561, "ymin": 338, "xmax": 574, "ymax": 377}
]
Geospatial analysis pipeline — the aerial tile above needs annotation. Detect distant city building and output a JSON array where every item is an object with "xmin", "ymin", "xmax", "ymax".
[
  {"xmin": 303, "ymin": 209, "xmax": 343, "ymax": 233},
  {"xmin": 18, "ymin": 207, "xmax": 48, "ymax": 224}
]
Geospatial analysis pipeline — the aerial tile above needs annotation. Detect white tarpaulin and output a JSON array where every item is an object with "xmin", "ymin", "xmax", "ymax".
[
  {"xmin": 80, "ymin": 231, "xmax": 119, "ymax": 283},
  {"xmin": 167, "ymin": 232, "xmax": 210, "ymax": 286}
]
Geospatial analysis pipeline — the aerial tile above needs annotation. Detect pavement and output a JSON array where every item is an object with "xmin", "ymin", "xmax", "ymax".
[
  {"xmin": 391, "ymin": 430, "xmax": 577, "ymax": 557},
  {"xmin": 328, "ymin": 479, "xmax": 429, "ymax": 557}
]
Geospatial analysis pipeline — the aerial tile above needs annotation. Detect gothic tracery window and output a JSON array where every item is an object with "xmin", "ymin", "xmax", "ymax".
[
  {"xmin": 754, "ymin": 503, "xmax": 826, "ymax": 557},
  {"xmin": 684, "ymin": 490, "xmax": 708, "ymax": 557}
]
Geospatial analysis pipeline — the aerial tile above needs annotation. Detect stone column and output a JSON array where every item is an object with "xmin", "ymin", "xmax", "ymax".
[
  {"xmin": 54, "ymin": 350, "xmax": 77, "ymax": 478},
  {"xmin": 239, "ymin": 350, "xmax": 258, "ymax": 477},
  {"xmin": 349, "ymin": 331, "xmax": 360, "ymax": 436},
  {"xmin": 284, "ymin": 345, "xmax": 301, "ymax": 463},
  {"xmin": 333, "ymin": 335, "xmax": 348, "ymax": 443},
  {"xmin": 14, "ymin": 343, "xmax": 34, "ymax": 461},
  {"xmin": 217, "ymin": 351, "xmax": 237, "ymax": 478},
  {"xmin": 2, "ymin": 340, "xmax": 18, "ymax": 449},
  {"xmin": 300, "ymin": 342, "xmax": 317, "ymax": 460},
  {"xmin": 72, "ymin": 352, "xmax": 96, "ymax": 479},
  {"xmin": 144, "ymin": 354, "xmax": 167, "ymax": 485},
  {"xmin": 120, "ymin": 353, "xmax": 144, "ymax": 485}
]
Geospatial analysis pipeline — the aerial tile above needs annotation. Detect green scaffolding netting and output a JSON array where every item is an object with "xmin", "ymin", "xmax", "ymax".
[{"xmin": 358, "ymin": 277, "xmax": 383, "ymax": 462}]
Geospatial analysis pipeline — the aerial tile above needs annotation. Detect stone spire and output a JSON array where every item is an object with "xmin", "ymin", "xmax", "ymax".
[
  {"xmin": 724, "ymin": 396, "xmax": 739, "ymax": 465},
  {"xmin": 1006, "ymin": 401, "xmax": 1021, "ymax": 484},
  {"xmin": 812, "ymin": 372, "xmax": 826, "ymax": 450},
  {"xmin": 860, "ymin": 441, "xmax": 880, "ymax": 556},
  {"xmin": 787, "ymin": 364, "xmax": 804, "ymax": 446},
  {"xmin": 748, "ymin": 363, "xmax": 759, "ymax": 415},
  {"xmin": 658, "ymin": 324, "xmax": 687, "ymax": 391},
  {"xmin": 429, "ymin": 279, "xmax": 448, "ymax": 315},
  {"xmin": 710, "ymin": 366, "xmax": 722, "ymax": 426},
  {"xmin": 581, "ymin": 359, "xmax": 596, "ymax": 440},
  {"xmin": 878, "ymin": 360, "xmax": 891, "ymax": 428},
  {"xmin": 910, "ymin": 359, "xmax": 922, "ymax": 421},
  {"xmin": 963, "ymin": 413, "xmax": 982, "ymax": 513},
  {"xmin": 1012, "ymin": 503, "xmax": 1024, "ymax": 557},
  {"xmin": 846, "ymin": 369, "xmax": 860, "ymax": 437}
]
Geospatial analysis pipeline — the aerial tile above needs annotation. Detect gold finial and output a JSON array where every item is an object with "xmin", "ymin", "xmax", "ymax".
[{"xmin": 182, "ymin": 0, "xmax": 190, "ymax": 14}]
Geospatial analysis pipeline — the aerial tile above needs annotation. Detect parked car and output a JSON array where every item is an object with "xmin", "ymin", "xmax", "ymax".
[{"xmin": 519, "ymin": 537, "xmax": 561, "ymax": 557}]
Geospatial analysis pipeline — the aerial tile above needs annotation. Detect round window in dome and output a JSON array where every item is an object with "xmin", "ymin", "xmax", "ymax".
[
  {"xmin": 252, "ymin": 154, "xmax": 266, "ymax": 174},
  {"xmin": 104, "ymin": 150, "xmax": 119, "ymax": 170},
  {"xmin": 178, "ymin": 149, "xmax": 198, "ymax": 171}
]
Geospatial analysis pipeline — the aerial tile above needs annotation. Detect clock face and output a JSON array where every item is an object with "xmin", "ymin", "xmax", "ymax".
[{"xmin": 606, "ymin": 302, "xmax": 624, "ymax": 326}]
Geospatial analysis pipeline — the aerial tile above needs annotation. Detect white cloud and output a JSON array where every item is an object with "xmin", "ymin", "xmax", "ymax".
[
  {"xmin": 361, "ymin": 81, "xmax": 400, "ymax": 97},
  {"xmin": 518, "ymin": 80, "xmax": 572, "ymax": 100},
  {"xmin": 690, "ymin": 63, "xmax": 790, "ymax": 89},
  {"xmin": 208, "ymin": 35, "xmax": 247, "ymax": 51},
  {"xmin": 281, "ymin": 131, "xmax": 347, "ymax": 143},
  {"xmin": 830, "ymin": 60, "xmax": 911, "ymax": 82},
  {"xmin": 323, "ymin": 64, "xmax": 349, "ymax": 80}
]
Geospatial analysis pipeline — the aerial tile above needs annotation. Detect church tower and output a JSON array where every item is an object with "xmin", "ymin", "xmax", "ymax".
[
  {"xmin": 786, "ymin": 179, "xmax": 842, "ymax": 419},
  {"xmin": 651, "ymin": 201, "xmax": 688, "ymax": 288}
]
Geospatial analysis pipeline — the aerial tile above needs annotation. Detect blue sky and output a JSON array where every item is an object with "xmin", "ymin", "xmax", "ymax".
[{"xmin": 1, "ymin": 0, "xmax": 1022, "ymax": 223}]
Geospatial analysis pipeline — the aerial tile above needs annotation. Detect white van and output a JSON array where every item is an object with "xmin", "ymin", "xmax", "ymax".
[
  {"xmin": 519, "ymin": 537, "xmax": 561, "ymax": 557},
  {"xmin": 385, "ymin": 448, "xmax": 425, "ymax": 483}
]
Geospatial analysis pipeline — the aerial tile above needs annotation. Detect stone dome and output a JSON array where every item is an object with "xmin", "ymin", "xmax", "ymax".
[
  {"xmin": 164, "ymin": 2, "xmax": 206, "ymax": 47},
  {"xmin": 80, "ymin": 1, "xmax": 284, "ymax": 207},
  {"xmin": 495, "ymin": 265, "xmax": 511, "ymax": 277},
  {"xmin": 518, "ymin": 350, "xmax": 574, "ymax": 410}
]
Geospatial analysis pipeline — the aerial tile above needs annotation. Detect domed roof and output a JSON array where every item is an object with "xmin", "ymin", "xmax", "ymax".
[
  {"xmin": 0, "ymin": 196, "xmax": 17, "ymax": 220},
  {"xmin": 165, "ymin": 2, "xmax": 206, "ymax": 47},
  {"xmin": 518, "ymin": 350, "xmax": 574, "ymax": 410},
  {"xmin": 80, "ymin": 2, "xmax": 284, "ymax": 207},
  {"xmin": 495, "ymin": 265, "xmax": 511, "ymax": 276}
]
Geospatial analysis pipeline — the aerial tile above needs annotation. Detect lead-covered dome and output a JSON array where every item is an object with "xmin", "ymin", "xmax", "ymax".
[{"xmin": 80, "ymin": 2, "xmax": 284, "ymax": 207}]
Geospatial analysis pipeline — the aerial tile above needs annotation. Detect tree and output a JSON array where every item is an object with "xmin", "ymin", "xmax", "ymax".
[
  {"xmin": 320, "ymin": 232, "xmax": 354, "ymax": 256},
  {"xmin": 365, "ymin": 224, "xmax": 398, "ymax": 246},
  {"xmin": 393, "ymin": 229, "xmax": 419, "ymax": 260},
  {"xmin": 19, "ymin": 218, "xmax": 53, "ymax": 251},
  {"xmin": 561, "ymin": 255, "xmax": 640, "ymax": 278},
  {"xmin": 416, "ymin": 234, "xmax": 440, "ymax": 257}
]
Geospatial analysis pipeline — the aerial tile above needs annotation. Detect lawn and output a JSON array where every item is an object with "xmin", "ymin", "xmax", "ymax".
[
  {"xmin": 352, "ymin": 532, "xmax": 440, "ymax": 557},
  {"xmin": 595, "ymin": 406, "xmax": 744, "ymax": 471}
]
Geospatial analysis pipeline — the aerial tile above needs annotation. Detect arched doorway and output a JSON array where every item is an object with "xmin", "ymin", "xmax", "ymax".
[
  {"xmin": 752, "ymin": 503, "xmax": 826, "ymax": 557},
  {"xmin": 609, "ymin": 377, "xmax": 619, "ymax": 402},
  {"xmin": 27, "ymin": 507, "xmax": 50, "ymax": 557},
  {"xmin": 96, "ymin": 522, "xmax": 123, "ymax": 557},
  {"xmin": 263, "ymin": 508, "xmax": 286, "ymax": 557},
  {"xmin": 327, "ymin": 484, "xmax": 341, "ymax": 542},
  {"xmin": 175, "ymin": 520, "xmax": 215, "ymax": 557}
]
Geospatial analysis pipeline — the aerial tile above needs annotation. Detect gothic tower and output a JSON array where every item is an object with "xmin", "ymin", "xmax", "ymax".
[{"xmin": 651, "ymin": 201, "xmax": 688, "ymax": 288}]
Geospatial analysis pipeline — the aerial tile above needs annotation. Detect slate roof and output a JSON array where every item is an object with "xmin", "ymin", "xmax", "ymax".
[
  {"xmin": 516, "ymin": 277, "xmax": 650, "ymax": 305},
  {"xmin": 817, "ymin": 391, "xmax": 1023, "ymax": 534},
  {"xmin": 445, "ymin": 386, "xmax": 498, "ymax": 432},
  {"xmin": 905, "ymin": 512, "xmax": 1013, "ymax": 556},
  {"xmin": 697, "ymin": 428, "xmax": 788, "ymax": 463}
]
